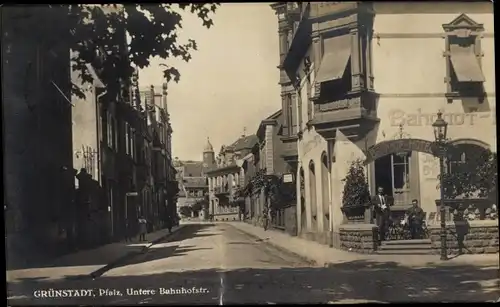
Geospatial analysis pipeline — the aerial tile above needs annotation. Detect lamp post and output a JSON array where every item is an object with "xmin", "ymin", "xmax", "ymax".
[{"xmin": 432, "ymin": 110, "xmax": 449, "ymax": 261}]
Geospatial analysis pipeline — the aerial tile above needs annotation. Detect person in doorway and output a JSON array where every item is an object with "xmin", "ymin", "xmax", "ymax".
[
  {"xmin": 406, "ymin": 199, "xmax": 425, "ymax": 239},
  {"xmin": 138, "ymin": 216, "xmax": 147, "ymax": 242},
  {"xmin": 372, "ymin": 186, "xmax": 392, "ymax": 245},
  {"xmin": 165, "ymin": 214, "xmax": 173, "ymax": 234}
]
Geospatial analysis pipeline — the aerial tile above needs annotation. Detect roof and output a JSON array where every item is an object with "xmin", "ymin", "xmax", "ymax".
[
  {"xmin": 181, "ymin": 161, "xmax": 204, "ymax": 177},
  {"xmin": 265, "ymin": 109, "xmax": 282, "ymax": 121},
  {"xmin": 229, "ymin": 135, "xmax": 258, "ymax": 151},
  {"xmin": 204, "ymin": 137, "xmax": 214, "ymax": 153},
  {"xmin": 257, "ymin": 110, "xmax": 283, "ymax": 139},
  {"xmin": 205, "ymin": 161, "xmax": 239, "ymax": 176}
]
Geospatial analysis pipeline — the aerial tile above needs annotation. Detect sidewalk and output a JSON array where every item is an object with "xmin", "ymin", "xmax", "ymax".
[
  {"xmin": 7, "ymin": 225, "xmax": 185, "ymax": 283},
  {"xmin": 228, "ymin": 222, "xmax": 499, "ymax": 268}
]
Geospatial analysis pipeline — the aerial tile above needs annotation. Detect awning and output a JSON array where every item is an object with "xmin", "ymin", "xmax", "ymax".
[
  {"xmin": 450, "ymin": 45, "xmax": 485, "ymax": 82},
  {"xmin": 315, "ymin": 34, "xmax": 351, "ymax": 83}
]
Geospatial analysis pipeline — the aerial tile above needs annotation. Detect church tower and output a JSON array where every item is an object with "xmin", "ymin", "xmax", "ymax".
[{"xmin": 202, "ymin": 137, "xmax": 215, "ymax": 169}]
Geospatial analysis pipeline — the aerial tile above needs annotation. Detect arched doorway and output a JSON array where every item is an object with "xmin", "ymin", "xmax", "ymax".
[
  {"xmin": 365, "ymin": 138, "xmax": 436, "ymax": 207},
  {"xmin": 309, "ymin": 161, "xmax": 317, "ymax": 232},
  {"xmin": 299, "ymin": 167, "xmax": 306, "ymax": 232},
  {"xmin": 321, "ymin": 152, "xmax": 330, "ymax": 231}
]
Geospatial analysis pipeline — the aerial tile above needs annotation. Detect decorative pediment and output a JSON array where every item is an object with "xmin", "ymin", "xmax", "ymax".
[{"xmin": 442, "ymin": 14, "xmax": 484, "ymax": 33}]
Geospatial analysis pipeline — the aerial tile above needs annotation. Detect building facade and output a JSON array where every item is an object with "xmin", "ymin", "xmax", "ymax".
[
  {"xmin": 206, "ymin": 135, "xmax": 258, "ymax": 221},
  {"xmin": 137, "ymin": 85, "xmax": 177, "ymax": 231},
  {"xmin": 174, "ymin": 139, "xmax": 214, "ymax": 218},
  {"xmin": 3, "ymin": 6, "xmax": 76, "ymax": 256},
  {"xmin": 71, "ymin": 55, "xmax": 108, "ymax": 247},
  {"xmin": 243, "ymin": 110, "xmax": 299, "ymax": 235},
  {"xmin": 273, "ymin": 2, "xmax": 495, "ymax": 246}
]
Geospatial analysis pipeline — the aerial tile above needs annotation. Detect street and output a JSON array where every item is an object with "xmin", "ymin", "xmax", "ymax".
[{"xmin": 7, "ymin": 223, "xmax": 500, "ymax": 305}]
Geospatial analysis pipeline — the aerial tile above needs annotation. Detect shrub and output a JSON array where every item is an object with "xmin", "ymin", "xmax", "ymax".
[
  {"xmin": 341, "ymin": 159, "xmax": 370, "ymax": 208},
  {"xmin": 439, "ymin": 148, "xmax": 497, "ymax": 200}
]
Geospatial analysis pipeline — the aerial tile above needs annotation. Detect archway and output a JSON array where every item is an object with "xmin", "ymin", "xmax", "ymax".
[
  {"xmin": 308, "ymin": 161, "xmax": 317, "ymax": 232},
  {"xmin": 321, "ymin": 152, "xmax": 330, "ymax": 231},
  {"xmin": 364, "ymin": 138, "xmax": 437, "ymax": 206},
  {"xmin": 364, "ymin": 137, "xmax": 492, "ymax": 206}
]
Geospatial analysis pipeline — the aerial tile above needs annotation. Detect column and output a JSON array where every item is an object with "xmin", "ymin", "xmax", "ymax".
[
  {"xmin": 279, "ymin": 29, "xmax": 288, "ymax": 64},
  {"xmin": 349, "ymin": 26, "xmax": 364, "ymax": 92},
  {"xmin": 312, "ymin": 35, "xmax": 321, "ymax": 74},
  {"xmin": 366, "ymin": 29, "xmax": 374, "ymax": 90}
]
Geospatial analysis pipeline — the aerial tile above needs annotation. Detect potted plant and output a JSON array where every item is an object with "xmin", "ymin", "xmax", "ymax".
[{"xmin": 340, "ymin": 159, "xmax": 371, "ymax": 223}]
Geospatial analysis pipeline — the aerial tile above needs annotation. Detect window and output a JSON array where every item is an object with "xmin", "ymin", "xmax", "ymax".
[
  {"xmin": 285, "ymin": 94, "xmax": 293, "ymax": 136},
  {"xmin": 125, "ymin": 123, "xmax": 130, "ymax": 155},
  {"xmin": 447, "ymin": 143, "xmax": 487, "ymax": 175},
  {"xmin": 107, "ymin": 113, "xmax": 114, "ymax": 149},
  {"xmin": 374, "ymin": 153, "xmax": 413, "ymax": 207},
  {"xmin": 443, "ymin": 14, "xmax": 485, "ymax": 101},
  {"xmin": 314, "ymin": 33, "xmax": 353, "ymax": 103},
  {"xmin": 113, "ymin": 118, "xmax": 118, "ymax": 151},
  {"xmin": 131, "ymin": 128, "xmax": 136, "ymax": 160}
]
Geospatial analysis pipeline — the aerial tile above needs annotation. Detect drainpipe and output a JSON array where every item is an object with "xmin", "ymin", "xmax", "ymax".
[
  {"xmin": 327, "ymin": 139, "xmax": 334, "ymax": 248},
  {"xmin": 95, "ymin": 89, "xmax": 107, "ymax": 185}
]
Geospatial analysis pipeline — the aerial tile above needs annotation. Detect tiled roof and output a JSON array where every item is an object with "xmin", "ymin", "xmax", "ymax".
[
  {"xmin": 183, "ymin": 161, "xmax": 204, "ymax": 177},
  {"xmin": 230, "ymin": 135, "xmax": 258, "ymax": 151}
]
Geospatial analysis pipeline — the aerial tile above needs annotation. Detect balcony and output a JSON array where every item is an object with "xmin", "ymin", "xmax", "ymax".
[
  {"xmin": 311, "ymin": 92, "xmax": 379, "ymax": 141},
  {"xmin": 214, "ymin": 186, "xmax": 230, "ymax": 196}
]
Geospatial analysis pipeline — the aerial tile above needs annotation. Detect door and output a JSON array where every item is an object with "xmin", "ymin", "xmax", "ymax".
[{"xmin": 391, "ymin": 153, "xmax": 412, "ymax": 206}]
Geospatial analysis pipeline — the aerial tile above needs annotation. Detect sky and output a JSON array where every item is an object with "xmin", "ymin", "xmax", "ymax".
[{"xmin": 138, "ymin": 3, "xmax": 281, "ymax": 161}]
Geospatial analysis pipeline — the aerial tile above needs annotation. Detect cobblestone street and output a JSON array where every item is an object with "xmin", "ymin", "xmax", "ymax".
[{"xmin": 7, "ymin": 223, "xmax": 499, "ymax": 304}]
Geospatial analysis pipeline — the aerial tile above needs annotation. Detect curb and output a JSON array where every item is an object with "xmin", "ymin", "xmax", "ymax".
[
  {"xmin": 228, "ymin": 223, "xmax": 319, "ymax": 266},
  {"xmin": 89, "ymin": 225, "xmax": 186, "ymax": 279}
]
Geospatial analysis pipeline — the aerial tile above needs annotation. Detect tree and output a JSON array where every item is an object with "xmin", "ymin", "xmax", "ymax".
[
  {"xmin": 341, "ymin": 159, "xmax": 370, "ymax": 208},
  {"xmin": 242, "ymin": 169, "xmax": 293, "ymax": 212},
  {"xmin": 178, "ymin": 205, "xmax": 192, "ymax": 218},
  {"xmin": 191, "ymin": 198, "xmax": 207, "ymax": 213},
  {"xmin": 440, "ymin": 148, "xmax": 497, "ymax": 200},
  {"xmin": 3, "ymin": 4, "xmax": 219, "ymax": 100}
]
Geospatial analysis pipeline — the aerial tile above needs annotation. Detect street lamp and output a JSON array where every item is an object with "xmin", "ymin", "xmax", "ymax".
[{"xmin": 432, "ymin": 110, "xmax": 448, "ymax": 261}]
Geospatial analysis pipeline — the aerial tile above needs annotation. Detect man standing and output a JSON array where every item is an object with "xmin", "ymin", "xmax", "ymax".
[
  {"xmin": 406, "ymin": 199, "xmax": 425, "ymax": 239},
  {"xmin": 372, "ymin": 186, "xmax": 392, "ymax": 245},
  {"xmin": 124, "ymin": 218, "xmax": 132, "ymax": 242}
]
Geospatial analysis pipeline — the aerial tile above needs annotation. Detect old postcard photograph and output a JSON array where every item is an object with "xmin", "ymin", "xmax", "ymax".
[{"xmin": 4, "ymin": 2, "xmax": 498, "ymax": 305}]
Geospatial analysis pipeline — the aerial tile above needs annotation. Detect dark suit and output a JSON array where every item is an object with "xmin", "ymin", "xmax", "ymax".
[
  {"xmin": 372, "ymin": 194, "xmax": 392, "ymax": 243},
  {"xmin": 406, "ymin": 206, "xmax": 425, "ymax": 239}
]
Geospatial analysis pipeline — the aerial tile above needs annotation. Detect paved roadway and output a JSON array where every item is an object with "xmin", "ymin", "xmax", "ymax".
[{"xmin": 7, "ymin": 223, "xmax": 500, "ymax": 305}]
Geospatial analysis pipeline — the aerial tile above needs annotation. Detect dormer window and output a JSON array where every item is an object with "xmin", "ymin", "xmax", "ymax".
[{"xmin": 443, "ymin": 14, "xmax": 485, "ymax": 103}]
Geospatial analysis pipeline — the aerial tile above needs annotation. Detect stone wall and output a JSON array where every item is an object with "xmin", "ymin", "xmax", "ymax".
[
  {"xmin": 428, "ymin": 220, "xmax": 499, "ymax": 255},
  {"xmin": 339, "ymin": 224, "xmax": 378, "ymax": 254}
]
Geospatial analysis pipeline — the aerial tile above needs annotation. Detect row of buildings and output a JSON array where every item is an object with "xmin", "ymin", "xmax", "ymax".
[
  {"xmin": 3, "ymin": 6, "xmax": 178, "ymax": 259},
  {"xmin": 200, "ymin": 2, "xmax": 496, "ymax": 246}
]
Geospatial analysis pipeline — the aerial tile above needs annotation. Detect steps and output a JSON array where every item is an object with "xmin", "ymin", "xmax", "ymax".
[{"xmin": 377, "ymin": 239, "xmax": 433, "ymax": 255}]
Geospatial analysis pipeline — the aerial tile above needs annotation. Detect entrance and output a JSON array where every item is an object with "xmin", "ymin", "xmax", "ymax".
[{"xmin": 374, "ymin": 152, "xmax": 412, "ymax": 207}]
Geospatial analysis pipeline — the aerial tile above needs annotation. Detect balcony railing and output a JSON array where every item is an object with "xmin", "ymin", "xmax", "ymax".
[{"xmin": 214, "ymin": 186, "xmax": 230, "ymax": 195}]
